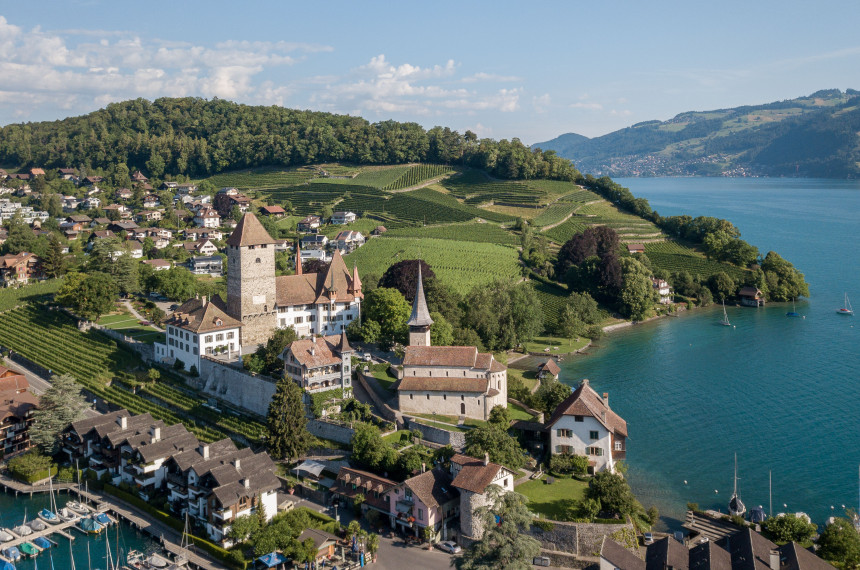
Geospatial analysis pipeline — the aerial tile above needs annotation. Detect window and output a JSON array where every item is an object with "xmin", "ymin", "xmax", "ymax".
[
  {"xmin": 461, "ymin": 395, "xmax": 464, "ymax": 401},
  {"xmin": 410, "ymin": 394, "xmax": 413, "ymax": 400},
  {"xmin": 256, "ymin": 258, "xmax": 261, "ymax": 263},
  {"xmin": 347, "ymin": 314, "xmax": 353, "ymax": 320},
  {"xmin": 556, "ymin": 445, "xmax": 573, "ymax": 454},
  {"xmin": 556, "ymin": 429, "xmax": 573, "ymax": 438},
  {"xmin": 417, "ymin": 508, "xmax": 423, "ymax": 520},
  {"xmin": 443, "ymin": 395, "xmax": 446, "ymax": 400},
  {"xmin": 426, "ymin": 394, "xmax": 430, "ymax": 400},
  {"xmin": 193, "ymin": 348, "xmax": 198, "ymax": 355},
  {"xmin": 587, "ymin": 447, "xmax": 604, "ymax": 457},
  {"xmin": 590, "ymin": 431, "xmax": 599, "ymax": 441},
  {"xmin": 295, "ymin": 316, "xmax": 304, "ymax": 324},
  {"xmin": 205, "ymin": 335, "xmax": 213, "ymax": 343},
  {"xmin": 615, "ymin": 441, "xmax": 623, "ymax": 451},
  {"xmin": 405, "ymin": 489, "xmax": 412, "ymax": 499},
  {"xmin": 574, "ymin": 416, "xmax": 584, "ymax": 422},
  {"xmin": 216, "ymin": 334, "xmax": 224, "ymax": 342}
]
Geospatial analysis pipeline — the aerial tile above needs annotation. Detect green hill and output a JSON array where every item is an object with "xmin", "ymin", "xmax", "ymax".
[{"xmin": 535, "ymin": 89, "xmax": 860, "ymax": 178}]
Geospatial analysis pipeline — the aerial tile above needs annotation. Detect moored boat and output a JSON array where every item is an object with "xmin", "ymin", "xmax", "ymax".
[
  {"xmin": 94, "ymin": 512, "xmax": 113, "ymax": 526},
  {"xmin": 1, "ymin": 546, "xmax": 21, "ymax": 561},
  {"xmin": 38, "ymin": 507, "xmax": 60, "ymax": 524},
  {"xmin": 28, "ymin": 519, "xmax": 47, "ymax": 532},
  {"xmin": 66, "ymin": 500, "xmax": 90, "ymax": 514},
  {"xmin": 33, "ymin": 536, "xmax": 52, "ymax": 550},
  {"xmin": 728, "ymin": 453, "xmax": 746, "ymax": 517},
  {"xmin": 0, "ymin": 528, "xmax": 13, "ymax": 542},
  {"xmin": 11, "ymin": 522, "xmax": 32, "ymax": 536},
  {"xmin": 77, "ymin": 516, "xmax": 103, "ymax": 534},
  {"xmin": 57, "ymin": 506, "xmax": 79, "ymax": 522},
  {"xmin": 837, "ymin": 293, "xmax": 854, "ymax": 315},
  {"xmin": 19, "ymin": 541, "xmax": 41, "ymax": 558}
]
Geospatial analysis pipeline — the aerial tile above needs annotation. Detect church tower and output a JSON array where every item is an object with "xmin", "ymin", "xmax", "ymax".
[
  {"xmin": 406, "ymin": 263, "xmax": 433, "ymax": 346},
  {"xmin": 226, "ymin": 213, "xmax": 278, "ymax": 346}
]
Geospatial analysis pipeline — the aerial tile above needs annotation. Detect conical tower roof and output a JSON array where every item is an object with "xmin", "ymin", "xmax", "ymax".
[
  {"xmin": 226, "ymin": 213, "xmax": 277, "ymax": 247},
  {"xmin": 406, "ymin": 263, "xmax": 433, "ymax": 327},
  {"xmin": 336, "ymin": 329, "xmax": 353, "ymax": 353}
]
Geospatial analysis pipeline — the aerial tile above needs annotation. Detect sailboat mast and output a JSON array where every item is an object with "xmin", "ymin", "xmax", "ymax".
[
  {"xmin": 769, "ymin": 470, "xmax": 772, "ymax": 517},
  {"xmin": 733, "ymin": 453, "xmax": 739, "ymax": 496}
]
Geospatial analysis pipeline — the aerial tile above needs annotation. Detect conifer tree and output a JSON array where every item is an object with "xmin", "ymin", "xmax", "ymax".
[
  {"xmin": 266, "ymin": 378, "xmax": 311, "ymax": 460},
  {"xmin": 30, "ymin": 374, "xmax": 89, "ymax": 454},
  {"xmin": 41, "ymin": 233, "xmax": 67, "ymax": 278}
]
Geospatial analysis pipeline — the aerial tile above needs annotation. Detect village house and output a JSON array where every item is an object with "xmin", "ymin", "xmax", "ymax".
[
  {"xmin": 300, "ymin": 234, "xmax": 328, "ymax": 250},
  {"xmin": 108, "ymin": 220, "xmax": 140, "ymax": 233},
  {"xmin": 188, "ymin": 255, "xmax": 223, "ymax": 276},
  {"xmin": 82, "ymin": 175, "xmax": 103, "ymax": 187},
  {"xmin": 297, "ymin": 215, "xmax": 322, "ymax": 233},
  {"xmin": 135, "ymin": 210, "xmax": 163, "ymax": 223},
  {"xmin": 332, "ymin": 230, "xmax": 365, "ymax": 253},
  {"xmin": 0, "ymin": 366, "xmax": 38, "ymax": 459},
  {"xmin": 330, "ymin": 211, "xmax": 357, "ymax": 225},
  {"xmin": 299, "ymin": 248, "xmax": 331, "ymax": 262},
  {"xmin": 131, "ymin": 171, "xmax": 148, "ymax": 183},
  {"xmin": 372, "ymin": 226, "xmax": 387, "ymax": 236},
  {"xmin": 298, "ymin": 529, "xmax": 340, "ymax": 563},
  {"xmin": 115, "ymin": 188, "xmax": 134, "ymax": 201},
  {"xmin": 28, "ymin": 168, "xmax": 45, "ymax": 178},
  {"xmin": 626, "ymin": 243, "xmax": 646, "ymax": 255},
  {"xmin": 194, "ymin": 207, "xmax": 221, "ymax": 228},
  {"xmin": 103, "ymin": 203, "xmax": 132, "ymax": 218},
  {"xmin": 161, "ymin": 181, "xmax": 179, "ymax": 190},
  {"xmin": 739, "ymin": 286, "xmax": 766, "ymax": 307},
  {"xmin": 66, "ymin": 214, "xmax": 92, "ymax": 225},
  {"xmin": 57, "ymin": 168, "xmax": 78, "ymax": 181},
  {"xmin": 183, "ymin": 238, "xmax": 219, "ymax": 256},
  {"xmin": 124, "ymin": 241, "xmax": 144, "ymax": 259},
  {"xmin": 0, "ymin": 252, "xmax": 44, "ymax": 286},
  {"xmin": 330, "ymin": 467, "xmax": 397, "ymax": 518},
  {"xmin": 652, "ymin": 278, "xmax": 673, "ymax": 304},
  {"xmin": 142, "ymin": 194, "xmax": 161, "ymax": 209},
  {"xmin": 397, "ymin": 267, "xmax": 507, "ymax": 421},
  {"xmin": 214, "ymin": 188, "xmax": 251, "ymax": 217},
  {"xmin": 62, "ymin": 196, "xmax": 81, "ymax": 211},
  {"xmin": 281, "ymin": 332, "xmax": 354, "ymax": 399},
  {"xmin": 536, "ymin": 359, "xmax": 561, "ymax": 381},
  {"xmin": 142, "ymin": 259, "xmax": 173, "ymax": 271},
  {"xmin": 82, "ymin": 196, "xmax": 101, "ymax": 210},
  {"xmin": 259, "ymin": 205, "xmax": 286, "ymax": 217},
  {"xmin": 91, "ymin": 217, "xmax": 111, "ymax": 227},
  {"xmin": 183, "ymin": 228, "xmax": 223, "ymax": 241},
  {"xmin": 545, "ymin": 379, "xmax": 627, "ymax": 473},
  {"xmin": 176, "ymin": 183, "xmax": 197, "ymax": 195},
  {"xmin": 155, "ymin": 297, "xmax": 242, "ymax": 372}
]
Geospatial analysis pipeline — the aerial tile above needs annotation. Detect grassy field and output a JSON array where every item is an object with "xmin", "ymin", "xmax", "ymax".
[
  {"xmin": 522, "ymin": 335, "xmax": 592, "ymax": 356},
  {"xmin": 384, "ymin": 221, "xmax": 519, "ymax": 245},
  {"xmin": 97, "ymin": 310, "xmax": 164, "ymax": 344},
  {"xmin": 516, "ymin": 475, "xmax": 589, "ymax": 520},
  {"xmin": 508, "ymin": 401, "xmax": 537, "ymax": 421},
  {"xmin": 344, "ymin": 237, "xmax": 521, "ymax": 295}
]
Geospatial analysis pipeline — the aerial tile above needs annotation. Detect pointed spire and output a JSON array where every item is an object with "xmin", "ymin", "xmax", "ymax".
[
  {"xmin": 406, "ymin": 262, "xmax": 433, "ymax": 327},
  {"xmin": 351, "ymin": 263, "xmax": 362, "ymax": 296},
  {"xmin": 336, "ymin": 329, "xmax": 352, "ymax": 353}
]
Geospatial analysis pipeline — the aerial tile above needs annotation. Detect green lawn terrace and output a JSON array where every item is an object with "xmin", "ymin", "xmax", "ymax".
[
  {"xmin": 97, "ymin": 310, "xmax": 165, "ymax": 344},
  {"xmin": 344, "ymin": 236, "xmax": 521, "ymax": 296},
  {"xmin": 516, "ymin": 475, "xmax": 589, "ymax": 521}
]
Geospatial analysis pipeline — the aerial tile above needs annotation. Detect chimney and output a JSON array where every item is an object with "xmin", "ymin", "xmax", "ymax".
[
  {"xmin": 603, "ymin": 392, "xmax": 609, "ymax": 406},
  {"xmin": 200, "ymin": 444, "xmax": 210, "ymax": 460},
  {"xmin": 483, "ymin": 452, "xmax": 489, "ymax": 466},
  {"xmin": 601, "ymin": 411, "xmax": 607, "ymax": 424},
  {"xmin": 243, "ymin": 477, "xmax": 250, "ymax": 489},
  {"xmin": 118, "ymin": 415, "xmax": 127, "ymax": 429},
  {"xmin": 769, "ymin": 550, "xmax": 780, "ymax": 570},
  {"xmin": 233, "ymin": 458, "xmax": 241, "ymax": 471},
  {"xmin": 421, "ymin": 462, "xmax": 426, "ymax": 473},
  {"xmin": 150, "ymin": 426, "xmax": 161, "ymax": 443}
]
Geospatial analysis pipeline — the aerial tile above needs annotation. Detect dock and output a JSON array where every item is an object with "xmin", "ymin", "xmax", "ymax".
[{"xmin": 683, "ymin": 509, "xmax": 744, "ymax": 543}]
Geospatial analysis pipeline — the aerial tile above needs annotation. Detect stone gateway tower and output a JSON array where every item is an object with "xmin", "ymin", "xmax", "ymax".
[{"xmin": 226, "ymin": 213, "xmax": 278, "ymax": 346}]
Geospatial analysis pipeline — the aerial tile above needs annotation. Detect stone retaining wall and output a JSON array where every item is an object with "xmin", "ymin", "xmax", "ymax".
[
  {"xmin": 195, "ymin": 357, "xmax": 277, "ymax": 416},
  {"xmin": 354, "ymin": 371, "xmax": 399, "ymax": 422},
  {"xmin": 527, "ymin": 519, "xmax": 634, "ymax": 560},
  {"xmin": 306, "ymin": 419, "xmax": 355, "ymax": 445},
  {"xmin": 95, "ymin": 326, "xmax": 155, "ymax": 362},
  {"xmin": 404, "ymin": 416, "xmax": 466, "ymax": 449}
]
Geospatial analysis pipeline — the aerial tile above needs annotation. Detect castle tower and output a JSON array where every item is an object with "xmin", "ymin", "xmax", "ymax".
[
  {"xmin": 406, "ymin": 263, "xmax": 433, "ymax": 346},
  {"xmin": 226, "ymin": 213, "xmax": 278, "ymax": 346}
]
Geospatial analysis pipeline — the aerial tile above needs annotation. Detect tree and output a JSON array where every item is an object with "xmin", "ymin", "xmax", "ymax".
[
  {"xmin": 429, "ymin": 311, "xmax": 453, "ymax": 346},
  {"xmin": 56, "ymin": 271, "xmax": 118, "ymax": 321},
  {"xmin": 350, "ymin": 422, "xmax": 388, "ymax": 471},
  {"xmin": 708, "ymin": 271, "xmax": 736, "ymax": 301},
  {"xmin": 154, "ymin": 267, "xmax": 198, "ymax": 301},
  {"xmin": 585, "ymin": 471, "xmax": 637, "ymax": 516},
  {"xmin": 41, "ymin": 233, "xmax": 67, "ymax": 278},
  {"xmin": 3, "ymin": 213, "xmax": 36, "ymax": 254},
  {"xmin": 455, "ymin": 486, "xmax": 541, "ymax": 570},
  {"xmin": 362, "ymin": 287, "xmax": 411, "ymax": 346},
  {"xmin": 30, "ymin": 374, "xmax": 89, "ymax": 454},
  {"xmin": 255, "ymin": 326, "xmax": 298, "ymax": 375},
  {"xmin": 533, "ymin": 379, "xmax": 571, "ymax": 416},
  {"xmin": 226, "ymin": 513, "xmax": 261, "ymax": 544},
  {"xmin": 113, "ymin": 253, "xmax": 140, "ymax": 296},
  {"xmin": 620, "ymin": 272, "xmax": 657, "ymax": 321},
  {"xmin": 379, "ymin": 259, "xmax": 436, "ymax": 303},
  {"xmin": 817, "ymin": 517, "xmax": 860, "ymax": 568},
  {"xmin": 488, "ymin": 405, "xmax": 511, "ymax": 429},
  {"xmin": 464, "ymin": 425, "xmax": 526, "ymax": 470},
  {"xmin": 266, "ymin": 378, "xmax": 312, "ymax": 460},
  {"xmin": 762, "ymin": 513, "xmax": 817, "ymax": 544},
  {"xmin": 760, "ymin": 251, "xmax": 810, "ymax": 302}
]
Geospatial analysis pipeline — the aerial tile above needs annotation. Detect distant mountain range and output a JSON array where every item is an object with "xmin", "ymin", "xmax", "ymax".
[{"xmin": 534, "ymin": 89, "xmax": 860, "ymax": 178}]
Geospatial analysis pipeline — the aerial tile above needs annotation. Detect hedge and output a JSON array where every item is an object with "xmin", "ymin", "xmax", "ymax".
[
  {"xmin": 102, "ymin": 484, "xmax": 246, "ymax": 569},
  {"xmin": 9, "ymin": 464, "xmax": 58, "ymax": 484}
]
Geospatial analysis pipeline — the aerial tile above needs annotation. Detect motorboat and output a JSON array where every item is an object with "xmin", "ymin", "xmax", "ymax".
[
  {"xmin": 57, "ymin": 507, "xmax": 79, "ymax": 522},
  {"xmin": 19, "ymin": 541, "xmax": 41, "ymax": 558},
  {"xmin": 0, "ymin": 528, "xmax": 13, "ymax": 542},
  {"xmin": 94, "ymin": 512, "xmax": 113, "ymax": 526},
  {"xmin": 28, "ymin": 519, "xmax": 47, "ymax": 532},
  {"xmin": 33, "ymin": 536, "xmax": 52, "ymax": 550},
  {"xmin": 1, "ymin": 546, "xmax": 21, "ymax": 561},
  {"xmin": 66, "ymin": 500, "xmax": 90, "ymax": 514},
  {"xmin": 77, "ymin": 516, "xmax": 103, "ymax": 534}
]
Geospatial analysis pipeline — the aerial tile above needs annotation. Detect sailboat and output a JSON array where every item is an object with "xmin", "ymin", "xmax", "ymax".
[
  {"xmin": 728, "ymin": 453, "xmax": 746, "ymax": 517},
  {"xmin": 837, "ymin": 293, "xmax": 854, "ymax": 315},
  {"xmin": 786, "ymin": 298, "xmax": 803, "ymax": 318},
  {"xmin": 719, "ymin": 300, "xmax": 732, "ymax": 327},
  {"xmin": 12, "ymin": 509, "xmax": 33, "ymax": 537}
]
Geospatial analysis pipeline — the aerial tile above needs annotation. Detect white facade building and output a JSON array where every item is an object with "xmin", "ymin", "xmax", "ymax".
[{"xmin": 154, "ymin": 297, "xmax": 242, "ymax": 372}]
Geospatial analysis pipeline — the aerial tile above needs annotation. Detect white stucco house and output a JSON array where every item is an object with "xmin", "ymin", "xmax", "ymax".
[
  {"xmin": 545, "ymin": 379, "xmax": 627, "ymax": 474},
  {"xmin": 154, "ymin": 297, "xmax": 242, "ymax": 372}
]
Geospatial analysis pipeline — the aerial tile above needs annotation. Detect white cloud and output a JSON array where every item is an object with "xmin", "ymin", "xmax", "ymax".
[
  {"xmin": 461, "ymin": 72, "xmax": 521, "ymax": 83},
  {"xmin": 570, "ymin": 102, "xmax": 603, "ymax": 110},
  {"xmin": 533, "ymin": 94, "xmax": 551, "ymax": 113},
  {"xmin": 610, "ymin": 109, "xmax": 633, "ymax": 116}
]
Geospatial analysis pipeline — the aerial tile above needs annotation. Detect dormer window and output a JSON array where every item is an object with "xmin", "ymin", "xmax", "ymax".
[{"xmin": 215, "ymin": 318, "xmax": 222, "ymax": 326}]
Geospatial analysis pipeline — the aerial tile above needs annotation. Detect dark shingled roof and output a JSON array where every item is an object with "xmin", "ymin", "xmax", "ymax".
[
  {"xmin": 226, "ymin": 212, "xmax": 277, "ymax": 247},
  {"xmin": 170, "ymin": 438, "xmax": 239, "ymax": 473},
  {"xmin": 689, "ymin": 541, "xmax": 733, "ymax": 570},
  {"xmin": 397, "ymin": 376, "xmax": 489, "ymax": 393},
  {"xmin": 450, "ymin": 454, "xmax": 510, "ymax": 494},
  {"xmin": 406, "ymin": 264, "xmax": 433, "ymax": 328},
  {"xmin": 298, "ymin": 528, "xmax": 339, "ymax": 552},
  {"xmin": 401, "ymin": 468, "xmax": 458, "ymax": 509},
  {"xmin": 538, "ymin": 359, "xmax": 561, "ymax": 376},
  {"xmin": 545, "ymin": 378, "xmax": 628, "ymax": 437},
  {"xmin": 778, "ymin": 542, "xmax": 836, "ymax": 570},
  {"xmin": 601, "ymin": 536, "xmax": 645, "ymax": 570},
  {"xmin": 69, "ymin": 410, "xmax": 131, "ymax": 438},
  {"xmin": 646, "ymin": 536, "xmax": 689, "ymax": 570},
  {"xmin": 716, "ymin": 527, "xmax": 779, "ymax": 570}
]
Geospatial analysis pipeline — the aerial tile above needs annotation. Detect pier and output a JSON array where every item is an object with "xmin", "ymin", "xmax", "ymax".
[{"xmin": 0, "ymin": 476, "xmax": 229, "ymax": 569}]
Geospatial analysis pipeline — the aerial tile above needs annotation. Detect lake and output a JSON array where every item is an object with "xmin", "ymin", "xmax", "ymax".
[{"xmin": 560, "ymin": 177, "xmax": 860, "ymax": 529}]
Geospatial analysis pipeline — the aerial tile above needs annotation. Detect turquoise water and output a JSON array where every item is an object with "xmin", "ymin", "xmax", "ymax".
[
  {"xmin": 562, "ymin": 177, "xmax": 860, "ymax": 529},
  {"xmin": 0, "ymin": 490, "xmax": 159, "ymax": 569}
]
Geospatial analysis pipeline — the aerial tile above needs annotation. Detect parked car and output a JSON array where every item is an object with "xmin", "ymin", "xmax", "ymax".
[
  {"xmin": 437, "ymin": 541, "xmax": 462, "ymax": 554},
  {"xmin": 363, "ymin": 353, "xmax": 373, "ymax": 362},
  {"xmin": 643, "ymin": 532, "xmax": 654, "ymax": 545}
]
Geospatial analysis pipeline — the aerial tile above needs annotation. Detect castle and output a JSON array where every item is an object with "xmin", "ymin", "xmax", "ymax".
[
  {"xmin": 396, "ymin": 266, "xmax": 508, "ymax": 421},
  {"xmin": 156, "ymin": 213, "xmax": 363, "ymax": 371}
]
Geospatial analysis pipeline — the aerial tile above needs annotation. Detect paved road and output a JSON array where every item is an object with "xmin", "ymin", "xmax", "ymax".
[{"xmin": 3, "ymin": 356, "xmax": 101, "ymax": 418}]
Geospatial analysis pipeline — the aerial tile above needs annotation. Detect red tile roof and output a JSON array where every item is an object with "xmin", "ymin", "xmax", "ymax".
[
  {"xmin": 450, "ymin": 454, "xmax": 510, "ymax": 494},
  {"xmin": 286, "ymin": 335, "xmax": 350, "ymax": 369},
  {"xmin": 403, "ymin": 346, "xmax": 478, "ymax": 368},
  {"xmin": 397, "ymin": 376, "xmax": 489, "ymax": 393},
  {"xmin": 226, "ymin": 213, "xmax": 276, "ymax": 247},
  {"xmin": 165, "ymin": 297, "xmax": 243, "ymax": 334}
]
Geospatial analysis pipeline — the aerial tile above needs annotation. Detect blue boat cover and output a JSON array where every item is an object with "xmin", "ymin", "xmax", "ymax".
[
  {"xmin": 258, "ymin": 552, "xmax": 288, "ymax": 567},
  {"xmin": 94, "ymin": 513, "xmax": 111, "ymax": 525},
  {"xmin": 39, "ymin": 508, "xmax": 57, "ymax": 520},
  {"xmin": 78, "ymin": 518, "xmax": 101, "ymax": 532},
  {"xmin": 33, "ymin": 536, "xmax": 52, "ymax": 549},
  {"xmin": 1, "ymin": 546, "xmax": 20, "ymax": 560},
  {"xmin": 1, "ymin": 560, "xmax": 16, "ymax": 569}
]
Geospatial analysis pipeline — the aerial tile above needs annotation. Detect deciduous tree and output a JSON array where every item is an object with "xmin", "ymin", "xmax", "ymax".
[{"xmin": 817, "ymin": 517, "xmax": 860, "ymax": 568}]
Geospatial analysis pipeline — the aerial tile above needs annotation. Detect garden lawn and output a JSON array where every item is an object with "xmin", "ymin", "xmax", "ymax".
[
  {"xmin": 507, "ymin": 368, "xmax": 539, "ymax": 393},
  {"xmin": 516, "ymin": 475, "xmax": 589, "ymax": 520},
  {"xmin": 522, "ymin": 335, "xmax": 591, "ymax": 355},
  {"xmin": 508, "ymin": 402, "xmax": 536, "ymax": 422},
  {"xmin": 366, "ymin": 363, "xmax": 398, "ymax": 393},
  {"xmin": 412, "ymin": 419, "xmax": 471, "ymax": 433},
  {"xmin": 96, "ymin": 311, "xmax": 164, "ymax": 345}
]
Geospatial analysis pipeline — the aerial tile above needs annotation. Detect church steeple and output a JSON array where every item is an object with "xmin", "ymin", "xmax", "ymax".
[{"xmin": 406, "ymin": 262, "xmax": 433, "ymax": 346}]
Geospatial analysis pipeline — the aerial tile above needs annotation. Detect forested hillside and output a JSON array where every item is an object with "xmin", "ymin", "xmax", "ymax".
[
  {"xmin": 0, "ymin": 97, "xmax": 578, "ymax": 182},
  {"xmin": 535, "ymin": 89, "xmax": 860, "ymax": 178}
]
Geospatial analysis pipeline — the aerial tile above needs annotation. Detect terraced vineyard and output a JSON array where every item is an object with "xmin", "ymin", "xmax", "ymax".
[
  {"xmin": 203, "ymin": 166, "xmax": 317, "ymax": 189},
  {"xmin": 542, "ymin": 199, "xmax": 662, "ymax": 244},
  {"xmin": 532, "ymin": 203, "xmax": 577, "ymax": 228},
  {"xmin": 645, "ymin": 241, "xmax": 748, "ymax": 280},
  {"xmin": 542, "ymin": 216, "xmax": 590, "ymax": 244},
  {"xmin": 382, "ymin": 164, "xmax": 453, "ymax": 190},
  {"xmin": 404, "ymin": 188, "xmax": 515, "ymax": 223},
  {"xmin": 530, "ymin": 281, "xmax": 570, "ymax": 326},
  {"xmin": 349, "ymin": 166, "xmax": 411, "ymax": 188},
  {"xmin": 345, "ymin": 237, "xmax": 521, "ymax": 295},
  {"xmin": 265, "ymin": 183, "xmax": 388, "ymax": 216},
  {"xmin": 442, "ymin": 170, "xmax": 542, "ymax": 206},
  {"xmin": 0, "ymin": 305, "xmax": 253, "ymax": 443},
  {"xmin": 385, "ymin": 221, "xmax": 518, "ymax": 245}
]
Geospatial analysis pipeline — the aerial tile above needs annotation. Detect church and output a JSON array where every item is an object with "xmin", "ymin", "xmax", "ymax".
[
  {"xmin": 396, "ymin": 267, "xmax": 508, "ymax": 421},
  {"xmin": 156, "ymin": 213, "xmax": 363, "ymax": 371}
]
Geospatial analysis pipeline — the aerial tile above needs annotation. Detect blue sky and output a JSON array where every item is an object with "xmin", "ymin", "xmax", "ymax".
[{"xmin": 1, "ymin": 1, "xmax": 858, "ymax": 143}]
